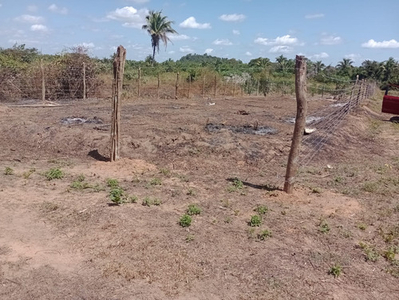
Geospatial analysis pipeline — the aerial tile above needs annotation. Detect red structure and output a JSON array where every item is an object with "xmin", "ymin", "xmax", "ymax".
[{"xmin": 382, "ymin": 84, "xmax": 399, "ymax": 115}]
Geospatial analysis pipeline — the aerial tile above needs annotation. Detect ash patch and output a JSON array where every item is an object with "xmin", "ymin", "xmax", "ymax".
[
  {"xmin": 205, "ymin": 123, "xmax": 277, "ymax": 135},
  {"xmin": 61, "ymin": 116, "xmax": 103, "ymax": 125}
]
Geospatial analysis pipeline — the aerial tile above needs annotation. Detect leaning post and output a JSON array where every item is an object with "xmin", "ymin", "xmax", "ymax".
[
  {"xmin": 110, "ymin": 45, "xmax": 126, "ymax": 162},
  {"xmin": 41, "ymin": 59, "xmax": 45, "ymax": 102},
  {"xmin": 284, "ymin": 55, "xmax": 308, "ymax": 194}
]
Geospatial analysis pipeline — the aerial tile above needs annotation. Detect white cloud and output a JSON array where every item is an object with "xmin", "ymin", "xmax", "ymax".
[
  {"xmin": 78, "ymin": 42, "xmax": 95, "ymax": 49},
  {"xmin": 311, "ymin": 52, "xmax": 329, "ymax": 60},
  {"xmin": 48, "ymin": 4, "xmax": 68, "ymax": 15},
  {"xmin": 245, "ymin": 51, "xmax": 252, "ymax": 56},
  {"xmin": 205, "ymin": 48, "xmax": 213, "ymax": 54},
  {"xmin": 269, "ymin": 46, "xmax": 292, "ymax": 53},
  {"xmin": 361, "ymin": 39, "xmax": 399, "ymax": 49},
  {"xmin": 179, "ymin": 17, "xmax": 211, "ymax": 29},
  {"xmin": 320, "ymin": 35, "xmax": 342, "ymax": 45},
  {"xmin": 213, "ymin": 39, "xmax": 233, "ymax": 46},
  {"xmin": 305, "ymin": 13, "xmax": 324, "ymax": 19},
  {"xmin": 169, "ymin": 34, "xmax": 190, "ymax": 41},
  {"xmin": 254, "ymin": 35, "xmax": 299, "ymax": 46},
  {"xmin": 30, "ymin": 24, "xmax": 48, "ymax": 32},
  {"xmin": 345, "ymin": 53, "xmax": 361, "ymax": 62},
  {"xmin": 107, "ymin": 6, "xmax": 148, "ymax": 29},
  {"xmin": 233, "ymin": 30, "xmax": 240, "ymax": 35},
  {"xmin": 14, "ymin": 15, "xmax": 44, "ymax": 23},
  {"xmin": 219, "ymin": 14, "xmax": 246, "ymax": 22},
  {"xmin": 180, "ymin": 46, "xmax": 194, "ymax": 53}
]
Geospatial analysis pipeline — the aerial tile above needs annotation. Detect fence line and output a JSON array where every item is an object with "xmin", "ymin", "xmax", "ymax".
[{"xmin": 1, "ymin": 62, "xmax": 363, "ymax": 102}]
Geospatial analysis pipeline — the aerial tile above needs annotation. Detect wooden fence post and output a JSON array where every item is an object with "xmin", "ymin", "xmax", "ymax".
[
  {"xmin": 284, "ymin": 55, "xmax": 308, "ymax": 194},
  {"xmin": 175, "ymin": 72, "xmax": 179, "ymax": 99},
  {"xmin": 41, "ymin": 59, "xmax": 45, "ymax": 102},
  {"xmin": 83, "ymin": 62, "xmax": 86, "ymax": 100},
  {"xmin": 257, "ymin": 80, "xmax": 260, "ymax": 96},
  {"xmin": 110, "ymin": 45, "xmax": 126, "ymax": 162},
  {"xmin": 138, "ymin": 67, "xmax": 141, "ymax": 98}
]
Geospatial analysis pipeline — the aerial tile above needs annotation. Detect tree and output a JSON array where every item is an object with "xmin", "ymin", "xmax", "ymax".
[
  {"xmin": 142, "ymin": 10, "xmax": 177, "ymax": 63},
  {"xmin": 336, "ymin": 58, "xmax": 354, "ymax": 77}
]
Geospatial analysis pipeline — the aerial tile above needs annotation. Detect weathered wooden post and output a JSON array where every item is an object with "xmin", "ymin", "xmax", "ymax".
[
  {"xmin": 284, "ymin": 55, "xmax": 307, "ymax": 194},
  {"xmin": 188, "ymin": 76, "xmax": 191, "ymax": 99},
  {"xmin": 110, "ymin": 45, "xmax": 126, "ymax": 162},
  {"xmin": 175, "ymin": 72, "xmax": 179, "ymax": 99},
  {"xmin": 41, "ymin": 59, "xmax": 45, "ymax": 102},
  {"xmin": 83, "ymin": 62, "xmax": 86, "ymax": 100}
]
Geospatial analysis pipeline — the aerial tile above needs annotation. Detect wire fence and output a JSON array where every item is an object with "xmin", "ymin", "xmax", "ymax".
[{"xmin": 0, "ymin": 62, "xmax": 361, "ymax": 102}]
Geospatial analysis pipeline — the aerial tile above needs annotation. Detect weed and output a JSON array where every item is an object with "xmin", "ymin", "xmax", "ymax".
[
  {"xmin": 23, "ymin": 168, "xmax": 36, "ymax": 179},
  {"xmin": 160, "ymin": 168, "xmax": 170, "ymax": 177},
  {"xmin": 311, "ymin": 187, "xmax": 322, "ymax": 194},
  {"xmin": 153, "ymin": 198, "xmax": 162, "ymax": 206},
  {"xmin": 220, "ymin": 199, "xmax": 231, "ymax": 208},
  {"xmin": 357, "ymin": 223, "xmax": 367, "ymax": 231},
  {"xmin": 178, "ymin": 174, "xmax": 189, "ymax": 182},
  {"xmin": 254, "ymin": 205, "xmax": 268, "ymax": 215},
  {"xmin": 92, "ymin": 183, "xmax": 105, "ymax": 192},
  {"xmin": 179, "ymin": 214, "xmax": 192, "ymax": 227},
  {"xmin": 70, "ymin": 175, "xmax": 90, "ymax": 190},
  {"xmin": 187, "ymin": 204, "xmax": 201, "ymax": 216},
  {"xmin": 41, "ymin": 201, "xmax": 59, "ymax": 212},
  {"xmin": 362, "ymin": 182, "xmax": 378, "ymax": 193},
  {"xmin": 383, "ymin": 246, "xmax": 398, "ymax": 262},
  {"xmin": 109, "ymin": 187, "xmax": 124, "ymax": 205},
  {"xmin": 128, "ymin": 195, "xmax": 138, "ymax": 203},
  {"xmin": 318, "ymin": 220, "xmax": 330, "ymax": 234},
  {"xmin": 150, "ymin": 178, "xmax": 162, "ymax": 186},
  {"xmin": 358, "ymin": 242, "xmax": 379, "ymax": 262},
  {"xmin": 328, "ymin": 264, "xmax": 342, "ymax": 278},
  {"xmin": 4, "ymin": 167, "xmax": 14, "ymax": 175},
  {"xmin": 187, "ymin": 189, "xmax": 196, "ymax": 196},
  {"xmin": 227, "ymin": 177, "xmax": 244, "ymax": 193},
  {"xmin": 247, "ymin": 228, "xmax": 256, "ymax": 239},
  {"xmin": 106, "ymin": 178, "xmax": 119, "ymax": 188},
  {"xmin": 249, "ymin": 215, "xmax": 262, "ymax": 227},
  {"xmin": 224, "ymin": 217, "xmax": 232, "ymax": 224},
  {"xmin": 257, "ymin": 229, "xmax": 272, "ymax": 240},
  {"xmin": 45, "ymin": 168, "xmax": 64, "ymax": 180},
  {"xmin": 142, "ymin": 197, "xmax": 152, "ymax": 207},
  {"xmin": 234, "ymin": 209, "xmax": 240, "ymax": 216},
  {"xmin": 185, "ymin": 234, "xmax": 195, "ymax": 242}
]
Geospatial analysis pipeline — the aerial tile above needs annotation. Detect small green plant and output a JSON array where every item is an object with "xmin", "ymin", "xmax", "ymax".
[
  {"xmin": 4, "ymin": 167, "xmax": 14, "ymax": 175},
  {"xmin": 128, "ymin": 195, "xmax": 138, "ymax": 203},
  {"xmin": 319, "ymin": 220, "xmax": 330, "ymax": 234},
  {"xmin": 311, "ymin": 187, "xmax": 322, "ymax": 194},
  {"xmin": 153, "ymin": 198, "xmax": 162, "ymax": 206},
  {"xmin": 254, "ymin": 205, "xmax": 268, "ymax": 215},
  {"xmin": 328, "ymin": 264, "xmax": 342, "ymax": 278},
  {"xmin": 45, "ymin": 168, "xmax": 64, "ymax": 180},
  {"xmin": 160, "ymin": 168, "xmax": 171, "ymax": 177},
  {"xmin": 227, "ymin": 177, "xmax": 244, "ymax": 193},
  {"xmin": 357, "ymin": 223, "xmax": 367, "ymax": 230},
  {"xmin": 142, "ymin": 197, "xmax": 152, "ymax": 207},
  {"xmin": 179, "ymin": 214, "xmax": 192, "ymax": 227},
  {"xmin": 224, "ymin": 217, "xmax": 232, "ymax": 224},
  {"xmin": 383, "ymin": 246, "xmax": 398, "ymax": 262},
  {"xmin": 70, "ymin": 175, "xmax": 90, "ymax": 190},
  {"xmin": 185, "ymin": 234, "xmax": 195, "ymax": 242},
  {"xmin": 249, "ymin": 215, "xmax": 262, "ymax": 227},
  {"xmin": 187, "ymin": 189, "xmax": 196, "ymax": 196},
  {"xmin": 106, "ymin": 178, "xmax": 119, "ymax": 188},
  {"xmin": 358, "ymin": 242, "xmax": 379, "ymax": 262},
  {"xmin": 187, "ymin": 204, "xmax": 201, "ymax": 216},
  {"xmin": 257, "ymin": 229, "xmax": 272, "ymax": 240},
  {"xmin": 109, "ymin": 187, "xmax": 124, "ymax": 205},
  {"xmin": 362, "ymin": 182, "xmax": 378, "ymax": 193},
  {"xmin": 150, "ymin": 177, "xmax": 162, "ymax": 186}
]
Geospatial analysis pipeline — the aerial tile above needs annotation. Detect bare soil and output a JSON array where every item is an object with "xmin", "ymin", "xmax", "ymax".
[{"xmin": 0, "ymin": 94, "xmax": 398, "ymax": 300}]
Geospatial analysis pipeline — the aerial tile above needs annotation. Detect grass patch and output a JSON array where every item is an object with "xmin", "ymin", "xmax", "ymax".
[
  {"xmin": 44, "ymin": 168, "xmax": 64, "ymax": 180},
  {"xmin": 328, "ymin": 264, "xmax": 342, "ymax": 278},
  {"xmin": 249, "ymin": 215, "xmax": 262, "ymax": 227},
  {"xmin": 4, "ymin": 167, "xmax": 14, "ymax": 175},
  {"xmin": 179, "ymin": 214, "xmax": 192, "ymax": 227},
  {"xmin": 257, "ymin": 229, "xmax": 272, "ymax": 240},
  {"xmin": 187, "ymin": 204, "xmax": 201, "ymax": 216}
]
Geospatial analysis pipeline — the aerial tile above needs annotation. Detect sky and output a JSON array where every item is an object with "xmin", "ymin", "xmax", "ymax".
[{"xmin": 0, "ymin": 0, "xmax": 398, "ymax": 66}]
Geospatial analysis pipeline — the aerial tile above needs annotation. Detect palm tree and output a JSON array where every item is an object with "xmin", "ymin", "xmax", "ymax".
[
  {"xmin": 336, "ymin": 58, "xmax": 354, "ymax": 77},
  {"xmin": 142, "ymin": 10, "xmax": 177, "ymax": 63}
]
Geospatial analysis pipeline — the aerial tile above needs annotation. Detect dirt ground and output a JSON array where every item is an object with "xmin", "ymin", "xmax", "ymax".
[{"xmin": 0, "ymin": 93, "xmax": 398, "ymax": 300}]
